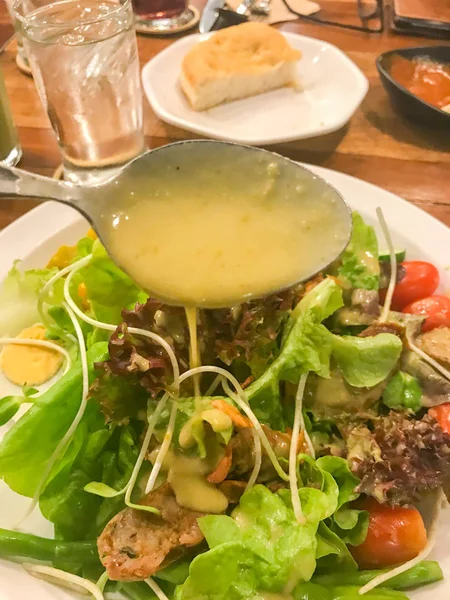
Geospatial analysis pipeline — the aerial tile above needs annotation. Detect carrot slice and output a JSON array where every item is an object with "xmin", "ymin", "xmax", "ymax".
[
  {"xmin": 241, "ymin": 375, "xmax": 254, "ymax": 390},
  {"xmin": 350, "ymin": 498, "xmax": 427, "ymax": 569},
  {"xmin": 286, "ymin": 427, "xmax": 305, "ymax": 453},
  {"xmin": 211, "ymin": 399, "xmax": 253, "ymax": 429},
  {"xmin": 429, "ymin": 403, "xmax": 450, "ymax": 434},
  {"xmin": 78, "ymin": 282, "xmax": 88, "ymax": 301},
  {"xmin": 304, "ymin": 274, "xmax": 324, "ymax": 294},
  {"xmin": 207, "ymin": 445, "xmax": 233, "ymax": 483}
]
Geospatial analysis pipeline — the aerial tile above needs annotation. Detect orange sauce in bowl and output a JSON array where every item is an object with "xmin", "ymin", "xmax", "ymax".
[{"xmin": 389, "ymin": 55, "xmax": 450, "ymax": 111}]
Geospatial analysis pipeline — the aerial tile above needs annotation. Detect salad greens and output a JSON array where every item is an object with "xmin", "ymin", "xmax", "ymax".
[
  {"xmin": 382, "ymin": 372, "xmax": 422, "ymax": 412},
  {"xmin": 337, "ymin": 212, "xmax": 380, "ymax": 291},
  {"xmin": 246, "ymin": 278, "xmax": 344, "ymax": 426},
  {"xmin": 82, "ymin": 240, "xmax": 147, "ymax": 325},
  {"xmin": 183, "ymin": 473, "xmax": 341, "ymax": 600},
  {"xmin": 0, "ymin": 393, "xmax": 27, "ymax": 425},
  {"xmin": 0, "ymin": 342, "xmax": 108, "ymax": 496},
  {"xmin": 331, "ymin": 334, "xmax": 402, "ymax": 388},
  {"xmin": 0, "ymin": 211, "xmax": 447, "ymax": 600},
  {"xmin": 0, "ymin": 261, "xmax": 61, "ymax": 337}
]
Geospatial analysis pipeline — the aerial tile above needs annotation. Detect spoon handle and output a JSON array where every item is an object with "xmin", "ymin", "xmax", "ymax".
[{"xmin": 0, "ymin": 163, "xmax": 83, "ymax": 207}]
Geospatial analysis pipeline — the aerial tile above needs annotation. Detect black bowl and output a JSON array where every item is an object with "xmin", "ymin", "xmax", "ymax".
[{"xmin": 377, "ymin": 46, "xmax": 450, "ymax": 128}]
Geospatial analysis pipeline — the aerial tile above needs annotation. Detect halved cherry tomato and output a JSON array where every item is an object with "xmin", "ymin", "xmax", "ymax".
[
  {"xmin": 350, "ymin": 498, "xmax": 427, "ymax": 569},
  {"xmin": 389, "ymin": 261, "xmax": 439, "ymax": 311},
  {"xmin": 429, "ymin": 403, "xmax": 450, "ymax": 435},
  {"xmin": 403, "ymin": 295, "xmax": 450, "ymax": 332}
]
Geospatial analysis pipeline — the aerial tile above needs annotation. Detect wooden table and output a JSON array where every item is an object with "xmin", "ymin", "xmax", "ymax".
[{"xmin": 1, "ymin": 1, "xmax": 450, "ymax": 230}]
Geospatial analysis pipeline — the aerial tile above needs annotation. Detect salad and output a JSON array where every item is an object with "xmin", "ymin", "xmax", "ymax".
[{"xmin": 0, "ymin": 211, "xmax": 450, "ymax": 600}]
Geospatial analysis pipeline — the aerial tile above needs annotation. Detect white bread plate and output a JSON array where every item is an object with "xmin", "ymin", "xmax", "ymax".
[{"xmin": 141, "ymin": 31, "xmax": 369, "ymax": 145}]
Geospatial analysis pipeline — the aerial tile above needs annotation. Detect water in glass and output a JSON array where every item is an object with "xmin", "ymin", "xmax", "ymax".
[{"xmin": 18, "ymin": 0, "xmax": 145, "ymax": 184}]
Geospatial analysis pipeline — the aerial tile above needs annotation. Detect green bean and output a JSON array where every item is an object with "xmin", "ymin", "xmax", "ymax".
[
  {"xmin": 0, "ymin": 528, "xmax": 99, "ymax": 565},
  {"xmin": 331, "ymin": 586, "xmax": 408, "ymax": 600},
  {"xmin": 313, "ymin": 561, "xmax": 443, "ymax": 590}
]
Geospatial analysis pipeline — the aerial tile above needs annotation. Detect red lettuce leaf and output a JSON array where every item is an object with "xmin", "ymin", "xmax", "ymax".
[
  {"xmin": 345, "ymin": 411, "xmax": 450, "ymax": 505},
  {"xmin": 90, "ymin": 289, "xmax": 303, "ymax": 424}
]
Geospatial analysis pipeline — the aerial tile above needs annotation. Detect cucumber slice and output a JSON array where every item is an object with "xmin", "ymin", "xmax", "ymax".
[{"xmin": 379, "ymin": 249, "xmax": 406, "ymax": 263}]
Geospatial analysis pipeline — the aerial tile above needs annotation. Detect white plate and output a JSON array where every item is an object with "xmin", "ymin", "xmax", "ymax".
[
  {"xmin": 0, "ymin": 166, "xmax": 449, "ymax": 599},
  {"xmin": 141, "ymin": 32, "xmax": 369, "ymax": 145}
]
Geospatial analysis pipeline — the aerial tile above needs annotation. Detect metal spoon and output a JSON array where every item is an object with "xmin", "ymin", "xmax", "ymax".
[{"xmin": 0, "ymin": 140, "xmax": 352, "ymax": 304}]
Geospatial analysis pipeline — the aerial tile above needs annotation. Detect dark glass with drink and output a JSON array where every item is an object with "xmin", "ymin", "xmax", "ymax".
[
  {"xmin": 132, "ymin": 0, "xmax": 187, "ymax": 19},
  {"xmin": 131, "ymin": 0, "xmax": 193, "ymax": 31}
]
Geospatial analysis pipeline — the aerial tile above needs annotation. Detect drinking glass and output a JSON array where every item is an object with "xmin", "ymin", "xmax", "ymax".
[
  {"xmin": 3, "ymin": 0, "xmax": 30, "ymax": 70},
  {"xmin": 132, "ymin": 0, "xmax": 193, "ymax": 32},
  {"xmin": 14, "ymin": 0, "xmax": 146, "ymax": 185},
  {"xmin": 0, "ymin": 67, "xmax": 22, "ymax": 167}
]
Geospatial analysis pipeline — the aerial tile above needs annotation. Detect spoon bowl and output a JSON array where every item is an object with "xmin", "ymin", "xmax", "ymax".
[{"xmin": 0, "ymin": 140, "xmax": 352, "ymax": 307}]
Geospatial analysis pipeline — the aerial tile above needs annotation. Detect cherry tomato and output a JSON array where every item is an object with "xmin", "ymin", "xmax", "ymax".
[
  {"xmin": 403, "ymin": 295, "xmax": 450, "ymax": 332},
  {"xmin": 429, "ymin": 403, "xmax": 450, "ymax": 435},
  {"xmin": 390, "ymin": 261, "xmax": 439, "ymax": 311},
  {"xmin": 350, "ymin": 498, "xmax": 427, "ymax": 569}
]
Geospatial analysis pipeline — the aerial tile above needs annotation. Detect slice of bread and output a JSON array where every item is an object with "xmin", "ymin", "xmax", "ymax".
[{"xmin": 180, "ymin": 23, "xmax": 301, "ymax": 111}]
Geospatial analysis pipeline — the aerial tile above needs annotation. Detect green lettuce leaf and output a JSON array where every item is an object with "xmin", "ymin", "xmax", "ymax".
[
  {"xmin": 0, "ymin": 261, "xmax": 61, "ymax": 336},
  {"xmin": 40, "ymin": 424, "xmax": 139, "ymax": 541},
  {"xmin": 39, "ymin": 427, "xmax": 110, "ymax": 541},
  {"xmin": 293, "ymin": 581, "xmax": 333, "ymax": 600},
  {"xmin": 0, "ymin": 342, "xmax": 108, "ymax": 496},
  {"xmin": 247, "ymin": 279, "xmax": 343, "ymax": 427},
  {"xmin": 199, "ymin": 515, "xmax": 241, "ymax": 548},
  {"xmin": 293, "ymin": 454, "xmax": 340, "ymax": 521},
  {"xmin": 331, "ymin": 507, "xmax": 369, "ymax": 546},
  {"xmin": 315, "ymin": 522, "xmax": 357, "ymax": 573},
  {"xmin": 331, "ymin": 334, "xmax": 402, "ymax": 388},
  {"xmin": 182, "ymin": 485, "xmax": 320, "ymax": 600},
  {"xmin": 156, "ymin": 558, "xmax": 193, "ymax": 586},
  {"xmin": 316, "ymin": 456, "xmax": 359, "ymax": 509},
  {"xmin": 181, "ymin": 542, "xmax": 260, "ymax": 600},
  {"xmin": 316, "ymin": 456, "xmax": 368, "ymax": 547},
  {"xmin": 233, "ymin": 485, "xmax": 318, "ymax": 588},
  {"xmin": 91, "ymin": 424, "xmax": 140, "ymax": 536},
  {"xmin": 80, "ymin": 241, "xmax": 147, "ymax": 324},
  {"xmin": 183, "ymin": 457, "xmax": 360, "ymax": 599},
  {"xmin": 181, "ymin": 457, "xmax": 368, "ymax": 600},
  {"xmin": 337, "ymin": 212, "xmax": 380, "ymax": 291}
]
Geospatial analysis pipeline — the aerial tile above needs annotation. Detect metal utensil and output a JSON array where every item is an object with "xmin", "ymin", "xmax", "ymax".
[
  {"xmin": 0, "ymin": 140, "xmax": 352, "ymax": 303},
  {"xmin": 236, "ymin": 0, "xmax": 255, "ymax": 15},
  {"xmin": 199, "ymin": 0, "xmax": 227, "ymax": 33},
  {"xmin": 251, "ymin": 0, "xmax": 271, "ymax": 16}
]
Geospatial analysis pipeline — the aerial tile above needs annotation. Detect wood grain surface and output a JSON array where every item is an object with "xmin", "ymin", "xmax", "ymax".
[{"xmin": 0, "ymin": 0, "xmax": 449, "ymax": 230}]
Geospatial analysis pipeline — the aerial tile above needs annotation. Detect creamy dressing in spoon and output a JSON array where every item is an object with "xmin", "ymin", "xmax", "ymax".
[{"xmin": 101, "ymin": 143, "xmax": 350, "ymax": 309}]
